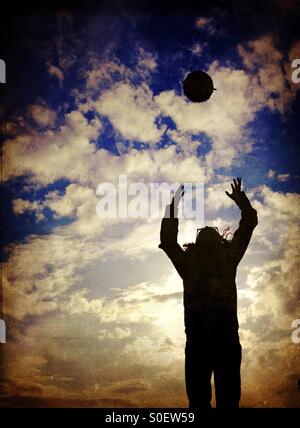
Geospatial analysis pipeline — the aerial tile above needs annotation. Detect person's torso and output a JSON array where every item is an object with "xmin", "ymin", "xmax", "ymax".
[{"xmin": 182, "ymin": 245, "xmax": 238, "ymax": 333}]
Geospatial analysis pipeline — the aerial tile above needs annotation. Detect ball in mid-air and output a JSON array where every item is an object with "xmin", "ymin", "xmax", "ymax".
[{"xmin": 183, "ymin": 70, "xmax": 215, "ymax": 102}]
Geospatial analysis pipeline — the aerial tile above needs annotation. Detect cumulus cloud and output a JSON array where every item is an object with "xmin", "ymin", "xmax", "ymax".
[
  {"xmin": 13, "ymin": 199, "xmax": 41, "ymax": 215},
  {"xmin": 277, "ymin": 174, "xmax": 290, "ymax": 182},
  {"xmin": 28, "ymin": 104, "xmax": 57, "ymax": 127},
  {"xmin": 3, "ymin": 110, "xmax": 102, "ymax": 185},
  {"xmin": 268, "ymin": 169, "xmax": 276, "ymax": 178},
  {"xmin": 94, "ymin": 82, "xmax": 163, "ymax": 144},
  {"xmin": 47, "ymin": 64, "xmax": 64, "ymax": 82},
  {"xmin": 268, "ymin": 169, "xmax": 291, "ymax": 182},
  {"xmin": 238, "ymin": 35, "xmax": 298, "ymax": 113},
  {"xmin": 3, "ymin": 232, "xmax": 105, "ymax": 320},
  {"xmin": 136, "ymin": 47, "xmax": 157, "ymax": 78},
  {"xmin": 12, "ymin": 198, "xmax": 45, "ymax": 222},
  {"xmin": 195, "ymin": 16, "xmax": 217, "ymax": 35},
  {"xmin": 205, "ymin": 181, "xmax": 236, "ymax": 211},
  {"xmin": 85, "ymin": 57, "xmax": 134, "ymax": 91},
  {"xmin": 189, "ymin": 42, "xmax": 207, "ymax": 56},
  {"xmin": 239, "ymin": 188, "xmax": 300, "ymax": 330}
]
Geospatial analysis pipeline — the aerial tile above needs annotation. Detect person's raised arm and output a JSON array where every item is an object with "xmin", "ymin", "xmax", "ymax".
[
  {"xmin": 159, "ymin": 185, "xmax": 187, "ymax": 278},
  {"xmin": 226, "ymin": 178, "xmax": 258, "ymax": 265}
]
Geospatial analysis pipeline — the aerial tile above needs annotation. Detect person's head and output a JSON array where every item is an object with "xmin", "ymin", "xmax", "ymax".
[
  {"xmin": 183, "ymin": 226, "xmax": 225, "ymax": 253},
  {"xmin": 196, "ymin": 226, "xmax": 222, "ymax": 247}
]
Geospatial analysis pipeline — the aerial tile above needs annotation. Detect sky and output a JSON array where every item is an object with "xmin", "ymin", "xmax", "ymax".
[{"xmin": 1, "ymin": 0, "xmax": 300, "ymax": 407}]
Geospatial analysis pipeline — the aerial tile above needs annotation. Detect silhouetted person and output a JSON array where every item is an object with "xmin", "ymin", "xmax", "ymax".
[{"xmin": 159, "ymin": 178, "xmax": 258, "ymax": 409}]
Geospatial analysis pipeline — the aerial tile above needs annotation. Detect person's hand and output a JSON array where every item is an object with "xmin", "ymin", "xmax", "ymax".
[
  {"xmin": 171, "ymin": 184, "xmax": 184, "ymax": 209},
  {"xmin": 225, "ymin": 177, "xmax": 247, "ymax": 208},
  {"xmin": 169, "ymin": 184, "xmax": 184, "ymax": 217}
]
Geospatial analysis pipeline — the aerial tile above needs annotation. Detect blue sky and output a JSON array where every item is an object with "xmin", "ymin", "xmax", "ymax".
[{"xmin": 1, "ymin": 1, "xmax": 300, "ymax": 407}]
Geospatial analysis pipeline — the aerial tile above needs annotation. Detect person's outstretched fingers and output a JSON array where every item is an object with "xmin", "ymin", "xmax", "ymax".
[{"xmin": 238, "ymin": 177, "xmax": 242, "ymax": 190}]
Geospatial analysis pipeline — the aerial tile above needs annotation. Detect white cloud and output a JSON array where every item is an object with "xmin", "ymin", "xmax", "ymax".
[
  {"xmin": 237, "ymin": 35, "xmax": 297, "ymax": 113},
  {"xmin": 3, "ymin": 233, "xmax": 103, "ymax": 320},
  {"xmin": 205, "ymin": 181, "xmax": 235, "ymax": 211},
  {"xmin": 48, "ymin": 64, "xmax": 64, "ymax": 81},
  {"xmin": 84, "ymin": 47, "xmax": 157, "ymax": 93},
  {"xmin": 28, "ymin": 104, "xmax": 57, "ymax": 127},
  {"xmin": 3, "ymin": 110, "xmax": 102, "ymax": 185},
  {"xmin": 189, "ymin": 42, "xmax": 206, "ymax": 56},
  {"xmin": 95, "ymin": 82, "xmax": 163, "ymax": 144},
  {"xmin": 277, "ymin": 173, "xmax": 290, "ymax": 182},
  {"xmin": 136, "ymin": 47, "xmax": 157, "ymax": 76},
  {"xmin": 268, "ymin": 169, "xmax": 276, "ymax": 178},
  {"xmin": 85, "ymin": 57, "xmax": 134, "ymax": 90},
  {"xmin": 13, "ymin": 198, "xmax": 41, "ymax": 215},
  {"xmin": 12, "ymin": 198, "xmax": 45, "ymax": 222},
  {"xmin": 268, "ymin": 170, "xmax": 291, "ymax": 182},
  {"xmin": 195, "ymin": 17, "xmax": 216, "ymax": 35}
]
